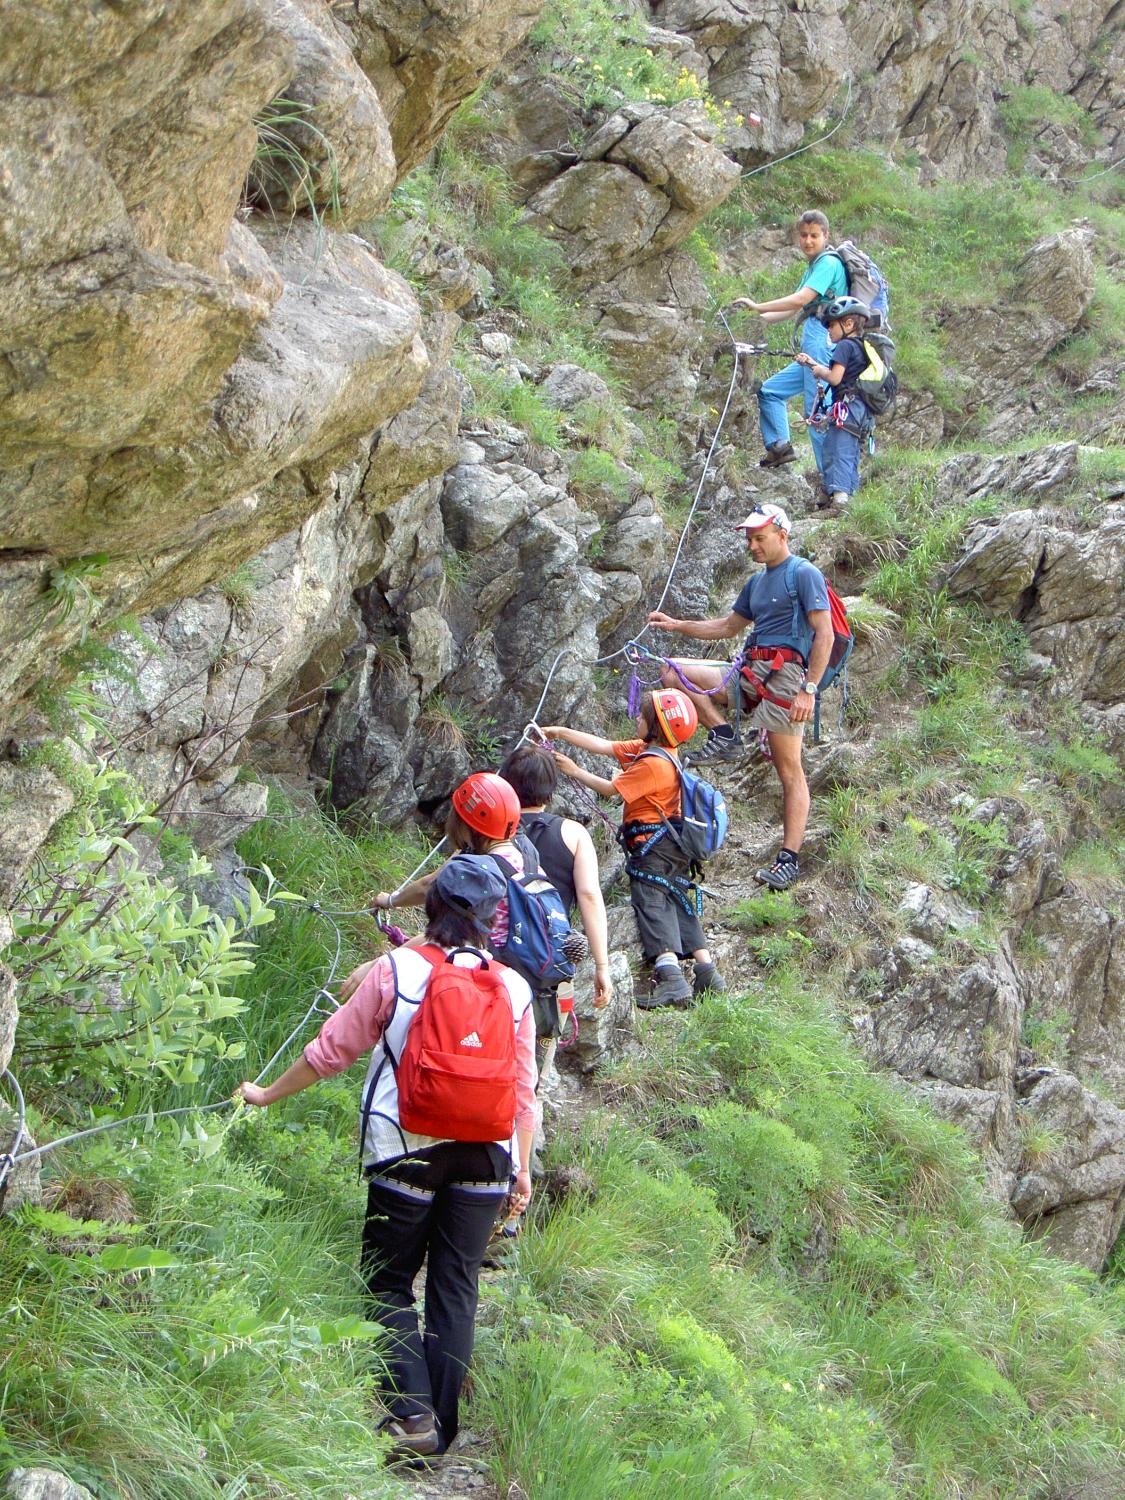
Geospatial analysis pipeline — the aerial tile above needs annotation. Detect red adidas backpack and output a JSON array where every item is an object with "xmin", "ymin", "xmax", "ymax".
[{"xmin": 396, "ymin": 944, "xmax": 518, "ymax": 1142}]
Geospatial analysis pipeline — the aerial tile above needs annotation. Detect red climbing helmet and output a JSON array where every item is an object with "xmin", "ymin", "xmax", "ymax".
[
  {"xmin": 650, "ymin": 689, "xmax": 699, "ymax": 746},
  {"xmin": 451, "ymin": 771, "xmax": 522, "ymax": 840}
]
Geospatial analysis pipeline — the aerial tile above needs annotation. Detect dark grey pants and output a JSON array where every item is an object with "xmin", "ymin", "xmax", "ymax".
[{"xmin": 627, "ymin": 838, "xmax": 706, "ymax": 960}]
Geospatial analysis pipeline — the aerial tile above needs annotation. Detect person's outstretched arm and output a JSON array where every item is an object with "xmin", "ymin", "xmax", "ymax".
[
  {"xmin": 554, "ymin": 753, "xmax": 617, "ymax": 799},
  {"xmin": 542, "ymin": 724, "xmax": 616, "ymax": 757},
  {"xmin": 373, "ymin": 868, "xmax": 439, "ymax": 910},
  {"xmin": 730, "ymin": 285, "xmax": 818, "ymax": 316},
  {"xmin": 237, "ymin": 958, "xmax": 397, "ymax": 1104},
  {"xmin": 648, "ymin": 608, "xmax": 747, "ymax": 641},
  {"xmin": 235, "ymin": 1056, "xmax": 318, "ymax": 1108}
]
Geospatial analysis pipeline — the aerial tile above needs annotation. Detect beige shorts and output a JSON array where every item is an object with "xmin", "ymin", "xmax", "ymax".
[{"xmin": 740, "ymin": 657, "xmax": 807, "ymax": 737}]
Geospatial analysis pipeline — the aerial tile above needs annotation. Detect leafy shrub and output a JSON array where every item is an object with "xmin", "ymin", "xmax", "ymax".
[
  {"xmin": 9, "ymin": 752, "xmax": 295, "ymax": 1101},
  {"xmin": 684, "ymin": 1102, "xmax": 822, "ymax": 1251}
]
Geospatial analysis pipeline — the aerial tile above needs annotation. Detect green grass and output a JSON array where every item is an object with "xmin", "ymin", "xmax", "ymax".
[
  {"xmin": 478, "ymin": 978, "xmax": 1125, "ymax": 1498},
  {"xmin": 7, "ymin": 763, "xmax": 1124, "ymax": 1500},
  {"xmin": 569, "ymin": 445, "xmax": 633, "ymax": 503},
  {"xmin": 457, "ymin": 352, "xmax": 564, "ymax": 446},
  {"xmin": 0, "ymin": 1129, "xmax": 406, "ymax": 1500},
  {"xmin": 998, "ymin": 85, "xmax": 1101, "ymax": 170}
]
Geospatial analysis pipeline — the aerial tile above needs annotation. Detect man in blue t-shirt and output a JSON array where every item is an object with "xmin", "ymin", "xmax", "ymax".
[
  {"xmin": 647, "ymin": 503, "xmax": 834, "ymax": 891},
  {"xmin": 730, "ymin": 209, "xmax": 848, "ymax": 488}
]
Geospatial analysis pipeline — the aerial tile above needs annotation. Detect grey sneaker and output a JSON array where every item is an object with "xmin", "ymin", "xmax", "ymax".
[
  {"xmin": 686, "ymin": 727, "xmax": 743, "ymax": 766},
  {"xmin": 830, "ymin": 490, "xmax": 850, "ymax": 508},
  {"xmin": 637, "ymin": 964, "xmax": 693, "ymax": 1009},
  {"xmin": 692, "ymin": 962, "xmax": 726, "ymax": 997},
  {"xmin": 754, "ymin": 853, "xmax": 800, "ymax": 891}
]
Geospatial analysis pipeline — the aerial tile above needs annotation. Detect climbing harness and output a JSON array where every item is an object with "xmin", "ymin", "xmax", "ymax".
[{"xmin": 621, "ymin": 825, "xmax": 704, "ymax": 919}]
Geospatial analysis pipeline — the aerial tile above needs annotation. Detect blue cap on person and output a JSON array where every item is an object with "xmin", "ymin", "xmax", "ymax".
[
  {"xmin": 433, "ymin": 854, "xmax": 507, "ymax": 930},
  {"xmin": 735, "ymin": 503, "xmax": 791, "ymax": 533}
]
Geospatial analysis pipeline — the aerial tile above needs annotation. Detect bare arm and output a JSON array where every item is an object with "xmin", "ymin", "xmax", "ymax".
[
  {"xmin": 236, "ymin": 1056, "xmax": 318, "ymax": 1108},
  {"xmin": 374, "ymin": 868, "xmax": 438, "ymax": 910},
  {"xmin": 731, "ymin": 285, "xmax": 818, "ymax": 316},
  {"xmin": 556, "ymin": 753, "xmax": 618, "ymax": 799},
  {"xmin": 563, "ymin": 820, "xmax": 613, "ymax": 1007},
  {"xmin": 648, "ymin": 609, "xmax": 748, "ymax": 642},
  {"xmin": 543, "ymin": 725, "xmax": 616, "ymax": 757},
  {"xmin": 805, "ymin": 610, "xmax": 834, "ymax": 685}
]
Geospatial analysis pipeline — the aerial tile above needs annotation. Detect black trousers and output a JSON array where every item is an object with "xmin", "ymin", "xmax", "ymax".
[
  {"xmin": 627, "ymin": 838, "xmax": 706, "ymax": 960},
  {"xmin": 361, "ymin": 1142, "xmax": 508, "ymax": 1451}
]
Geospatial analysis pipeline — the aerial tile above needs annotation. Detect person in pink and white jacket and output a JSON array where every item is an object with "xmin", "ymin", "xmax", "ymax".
[{"xmin": 237, "ymin": 854, "xmax": 539, "ymax": 1463}]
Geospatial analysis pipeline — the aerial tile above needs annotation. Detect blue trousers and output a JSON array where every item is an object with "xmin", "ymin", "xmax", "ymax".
[
  {"xmin": 757, "ymin": 318, "xmax": 833, "ymax": 474},
  {"xmin": 822, "ymin": 396, "xmax": 869, "ymax": 496}
]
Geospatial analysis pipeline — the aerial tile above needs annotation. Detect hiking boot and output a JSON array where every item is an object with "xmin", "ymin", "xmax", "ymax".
[
  {"xmin": 637, "ymin": 964, "xmax": 693, "ymax": 1009},
  {"xmin": 686, "ymin": 727, "xmax": 744, "ymax": 766},
  {"xmin": 692, "ymin": 962, "xmax": 726, "ymax": 997},
  {"xmin": 830, "ymin": 490, "xmax": 850, "ymax": 508},
  {"xmin": 754, "ymin": 851, "xmax": 800, "ymax": 891},
  {"xmin": 381, "ymin": 1414, "xmax": 441, "ymax": 1463},
  {"xmin": 759, "ymin": 441, "xmax": 797, "ymax": 468}
]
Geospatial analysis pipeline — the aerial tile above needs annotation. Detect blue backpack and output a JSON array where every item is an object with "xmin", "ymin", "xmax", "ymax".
[
  {"xmin": 638, "ymin": 748, "xmax": 728, "ymax": 862},
  {"xmin": 490, "ymin": 842, "xmax": 575, "ymax": 990}
]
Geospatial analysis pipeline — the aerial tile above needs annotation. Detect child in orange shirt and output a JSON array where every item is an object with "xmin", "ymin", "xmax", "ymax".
[{"xmin": 545, "ymin": 690, "xmax": 725, "ymax": 1008}]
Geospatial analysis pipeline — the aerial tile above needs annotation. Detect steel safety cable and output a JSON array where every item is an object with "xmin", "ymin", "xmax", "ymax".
[
  {"xmin": 741, "ymin": 77, "xmax": 853, "ymax": 181},
  {"xmin": 527, "ymin": 307, "xmax": 747, "ymax": 728}
]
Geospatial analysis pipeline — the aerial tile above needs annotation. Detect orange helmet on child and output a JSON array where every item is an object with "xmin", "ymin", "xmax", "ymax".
[
  {"xmin": 451, "ymin": 771, "xmax": 522, "ymax": 840},
  {"xmin": 650, "ymin": 689, "xmax": 699, "ymax": 745}
]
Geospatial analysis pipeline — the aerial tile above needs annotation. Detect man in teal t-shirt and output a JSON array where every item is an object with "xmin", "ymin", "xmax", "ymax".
[{"xmin": 732, "ymin": 210, "xmax": 849, "ymax": 487}]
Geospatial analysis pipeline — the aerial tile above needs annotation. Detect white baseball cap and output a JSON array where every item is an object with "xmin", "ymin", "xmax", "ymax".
[{"xmin": 735, "ymin": 503, "xmax": 791, "ymax": 533}]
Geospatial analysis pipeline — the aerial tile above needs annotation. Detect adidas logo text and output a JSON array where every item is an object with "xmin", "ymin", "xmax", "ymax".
[{"xmin": 460, "ymin": 1031, "xmax": 483, "ymax": 1048}]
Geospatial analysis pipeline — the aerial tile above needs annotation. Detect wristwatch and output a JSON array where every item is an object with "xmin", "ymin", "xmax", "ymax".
[{"xmin": 801, "ymin": 681, "xmax": 819, "ymax": 695}]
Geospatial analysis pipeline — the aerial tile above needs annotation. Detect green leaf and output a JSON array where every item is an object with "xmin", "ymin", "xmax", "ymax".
[
  {"xmin": 314, "ymin": 1315, "xmax": 385, "ymax": 1344},
  {"xmin": 98, "ymin": 1244, "xmax": 180, "ymax": 1271}
]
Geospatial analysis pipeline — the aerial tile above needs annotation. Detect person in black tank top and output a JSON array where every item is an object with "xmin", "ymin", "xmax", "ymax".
[
  {"xmin": 519, "ymin": 810, "xmax": 578, "ymax": 916},
  {"xmin": 499, "ymin": 744, "xmax": 613, "ymax": 1011}
]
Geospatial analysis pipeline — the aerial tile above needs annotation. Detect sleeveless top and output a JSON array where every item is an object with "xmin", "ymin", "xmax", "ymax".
[
  {"xmin": 518, "ymin": 812, "xmax": 577, "ymax": 916},
  {"xmin": 357, "ymin": 945, "xmax": 533, "ymax": 1171}
]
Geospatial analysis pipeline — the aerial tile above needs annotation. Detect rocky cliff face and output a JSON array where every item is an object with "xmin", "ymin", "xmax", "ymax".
[
  {"xmin": 650, "ymin": 0, "xmax": 1123, "ymax": 181},
  {"xmin": 0, "ymin": 0, "xmax": 547, "ymax": 727}
]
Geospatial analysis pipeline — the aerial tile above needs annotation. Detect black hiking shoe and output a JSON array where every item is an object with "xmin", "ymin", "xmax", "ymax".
[
  {"xmin": 637, "ymin": 964, "xmax": 693, "ymax": 1009},
  {"xmin": 759, "ymin": 441, "xmax": 797, "ymax": 468},
  {"xmin": 692, "ymin": 962, "xmax": 726, "ymax": 997},
  {"xmin": 686, "ymin": 727, "xmax": 744, "ymax": 767},
  {"xmin": 754, "ymin": 851, "xmax": 800, "ymax": 891}
]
